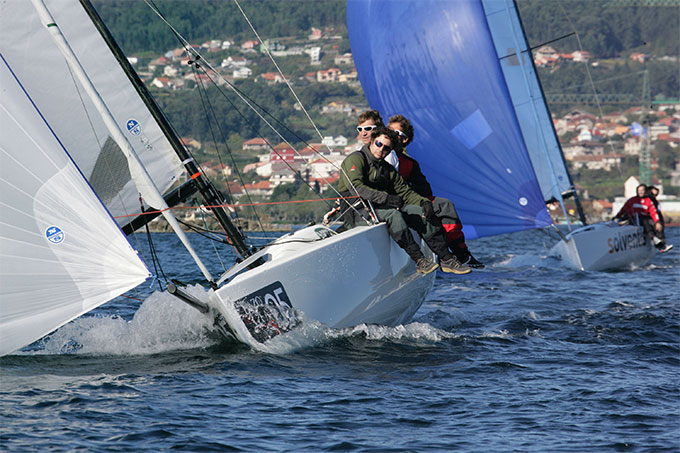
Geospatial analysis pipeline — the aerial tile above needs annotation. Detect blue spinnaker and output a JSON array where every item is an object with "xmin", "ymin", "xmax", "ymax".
[{"xmin": 347, "ymin": 0, "xmax": 552, "ymax": 239}]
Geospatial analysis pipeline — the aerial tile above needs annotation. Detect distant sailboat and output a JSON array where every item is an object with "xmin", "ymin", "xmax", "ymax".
[
  {"xmin": 346, "ymin": 0, "xmax": 656, "ymax": 271},
  {"xmin": 0, "ymin": 0, "xmax": 435, "ymax": 355}
]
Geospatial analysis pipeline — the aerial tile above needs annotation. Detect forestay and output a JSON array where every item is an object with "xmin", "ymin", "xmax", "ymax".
[
  {"xmin": 0, "ymin": 56, "xmax": 150, "ymax": 356},
  {"xmin": 347, "ymin": 0, "xmax": 552, "ymax": 239},
  {"xmin": 0, "ymin": 0, "xmax": 184, "ymax": 228}
]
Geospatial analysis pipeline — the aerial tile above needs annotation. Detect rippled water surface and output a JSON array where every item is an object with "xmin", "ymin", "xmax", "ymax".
[{"xmin": 1, "ymin": 227, "xmax": 678, "ymax": 451}]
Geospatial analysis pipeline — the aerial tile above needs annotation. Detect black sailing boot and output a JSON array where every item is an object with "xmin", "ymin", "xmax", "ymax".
[
  {"xmin": 450, "ymin": 237, "xmax": 484, "ymax": 269},
  {"xmin": 464, "ymin": 255, "xmax": 485, "ymax": 269},
  {"xmin": 456, "ymin": 249, "xmax": 484, "ymax": 269}
]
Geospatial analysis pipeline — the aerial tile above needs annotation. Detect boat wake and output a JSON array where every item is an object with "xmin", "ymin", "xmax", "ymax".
[
  {"xmin": 33, "ymin": 286, "xmax": 218, "ymax": 356},
  {"xmin": 30, "ymin": 284, "xmax": 461, "ymax": 356},
  {"xmin": 493, "ymin": 252, "xmax": 561, "ymax": 269}
]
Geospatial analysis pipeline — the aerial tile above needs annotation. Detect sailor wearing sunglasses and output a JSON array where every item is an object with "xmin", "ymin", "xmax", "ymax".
[
  {"xmin": 387, "ymin": 114, "xmax": 484, "ymax": 269},
  {"xmin": 355, "ymin": 109, "xmax": 401, "ymax": 174},
  {"xmin": 355, "ymin": 109, "xmax": 383, "ymax": 149},
  {"xmin": 338, "ymin": 126, "xmax": 471, "ymax": 275}
]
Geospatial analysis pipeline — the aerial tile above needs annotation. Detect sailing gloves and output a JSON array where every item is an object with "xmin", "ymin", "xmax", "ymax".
[
  {"xmin": 420, "ymin": 199, "xmax": 435, "ymax": 221},
  {"xmin": 384, "ymin": 194, "xmax": 404, "ymax": 209}
]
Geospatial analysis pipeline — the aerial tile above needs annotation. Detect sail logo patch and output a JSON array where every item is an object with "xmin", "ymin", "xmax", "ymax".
[
  {"xmin": 126, "ymin": 119, "xmax": 141, "ymax": 136},
  {"xmin": 45, "ymin": 226, "xmax": 64, "ymax": 244}
]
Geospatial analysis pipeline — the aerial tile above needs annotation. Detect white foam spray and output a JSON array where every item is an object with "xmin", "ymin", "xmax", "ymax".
[{"xmin": 37, "ymin": 285, "xmax": 217, "ymax": 355}]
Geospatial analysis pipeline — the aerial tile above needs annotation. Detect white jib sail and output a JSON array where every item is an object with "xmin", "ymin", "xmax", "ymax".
[
  {"xmin": 0, "ymin": 57, "xmax": 150, "ymax": 356},
  {"xmin": 0, "ymin": 0, "xmax": 185, "ymax": 227}
]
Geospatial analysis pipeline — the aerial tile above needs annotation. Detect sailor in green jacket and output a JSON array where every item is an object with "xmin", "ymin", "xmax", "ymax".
[{"xmin": 338, "ymin": 127, "xmax": 470, "ymax": 275}]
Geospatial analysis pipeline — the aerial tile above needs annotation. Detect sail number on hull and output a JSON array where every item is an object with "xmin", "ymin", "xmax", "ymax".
[{"xmin": 234, "ymin": 281, "xmax": 300, "ymax": 343}]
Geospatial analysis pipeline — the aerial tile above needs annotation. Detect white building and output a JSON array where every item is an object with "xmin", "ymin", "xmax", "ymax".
[
  {"xmin": 163, "ymin": 65, "xmax": 179, "ymax": 77},
  {"xmin": 623, "ymin": 138, "xmax": 643, "ymax": 156},
  {"xmin": 334, "ymin": 53, "xmax": 353, "ymax": 65},
  {"xmin": 309, "ymin": 47, "xmax": 321, "ymax": 65},
  {"xmin": 308, "ymin": 159, "xmax": 336, "ymax": 179},
  {"xmin": 577, "ymin": 129, "xmax": 593, "ymax": 142},
  {"xmin": 233, "ymin": 67, "xmax": 252, "ymax": 79},
  {"xmin": 333, "ymin": 135, "xmax": 348, "ymax": 147}
]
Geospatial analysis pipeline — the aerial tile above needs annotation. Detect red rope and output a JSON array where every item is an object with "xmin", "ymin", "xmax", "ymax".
[{"xmin": 113, "ymin": 195, "xmax": 358, "ymax": 219}]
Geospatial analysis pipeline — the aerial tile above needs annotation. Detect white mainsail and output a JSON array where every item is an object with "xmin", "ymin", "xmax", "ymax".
[
  {"xmin": 0, "ymin": 0, "xmax": 185, "ymax": 227},
  {"xmin": 0, "ymin": 56, "xmax": 150, "ymax": 356}
]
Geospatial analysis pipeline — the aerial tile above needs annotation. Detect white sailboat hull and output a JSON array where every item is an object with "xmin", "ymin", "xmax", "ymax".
[
  {"xmin": 209, "ymin": 224, "xmax": 435, "ymax": 343},
  {"xmin": 551, "ymin": 222, "xmax": 656, "ymax": 272}
]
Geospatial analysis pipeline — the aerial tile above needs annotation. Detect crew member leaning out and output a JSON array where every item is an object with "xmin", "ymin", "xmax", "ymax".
[{"xmin": 338, "ymin": 126, "xmax": 471, "ymax": 275}]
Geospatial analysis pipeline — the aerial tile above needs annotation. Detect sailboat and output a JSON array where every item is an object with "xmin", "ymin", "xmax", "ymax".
[
  {"xmin": 346, "ymin": 0, "xmax": 656, "ymax": 272},
  {"xmin": 0, "ymin": 0, "xmax": 435, "ymax": 355}
]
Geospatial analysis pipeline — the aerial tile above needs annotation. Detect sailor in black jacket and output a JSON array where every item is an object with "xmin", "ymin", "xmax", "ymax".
[
  {"xmin": 338, "ymin": 127, "xmax": 470, "ymax": 275},
  {"xmin": 387, "ymin": 114, "xmax": 484, "ymax": 268}
]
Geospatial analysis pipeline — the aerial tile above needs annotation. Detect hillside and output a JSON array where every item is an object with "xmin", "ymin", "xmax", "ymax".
[{"xmin": 90, "ymin": 0, "xmax": 680, "ymax": 221}]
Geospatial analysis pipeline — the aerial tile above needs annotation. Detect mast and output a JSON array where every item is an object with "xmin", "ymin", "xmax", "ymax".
[
  {"xmin": 510, "ymin": 0, "xmax": 587, "ymax": 226},
  {"xmin": 79, "ymin": 0, "xmax": 252, "ymax": 258},
  {"xmin": 30, "ymin": 0, "xmax": 216, "ymax": 283}
]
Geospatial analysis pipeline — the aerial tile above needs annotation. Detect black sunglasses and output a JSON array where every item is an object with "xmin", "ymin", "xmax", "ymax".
[{"xmin": 374, "ymin": 140, "xmax": 392, "ymax": 152}]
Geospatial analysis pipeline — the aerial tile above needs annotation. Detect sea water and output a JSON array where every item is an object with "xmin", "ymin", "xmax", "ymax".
[{"xmin": 1, "ymin": 227, "xmax": 678, "ymax": 451}]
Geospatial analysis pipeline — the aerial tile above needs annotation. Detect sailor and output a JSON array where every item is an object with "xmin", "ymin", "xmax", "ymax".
[
  {"xmin": 355, "ymin": 109, "xmax": 384, "ymax": 149},
  {"xmin": 648, "ymin": 186, "xmax": 672, "ymax": 253},
  {"xmin": 338, "ymin": 126, "xmax": 471, "ymax": 275},
  {"xmin": 614, "ymin": 184, "xmax": 672, "ymax": 252},
  {"xmin": 386, "ymin": 114, "xmax": 484, "ymax": 268}
]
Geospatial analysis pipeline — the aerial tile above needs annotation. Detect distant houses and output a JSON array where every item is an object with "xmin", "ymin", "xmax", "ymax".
[
  {"xmin": 533, "ymin": 46, "xmax": 591, "ymax": 67},
  {"xmin": 134, "ymin": 26, "xmax": 679, "ymax": 215}
]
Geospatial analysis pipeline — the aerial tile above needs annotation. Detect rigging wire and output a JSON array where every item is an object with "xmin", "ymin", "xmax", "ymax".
[
  {"xmin": 189, "ymin": 58, "xmax": 288, "ymax": 236},
  {"xmin": 144, "ymin": 0, "xmax": 333, "ymax": 231},
  {"xmin": 231, "ymin": 0, "xmax": 333, "ymax": 152},
  {"xmin": 231, "ymin": 0, "xmax": 374, "ymax": 221},
  {"xmin": 197, "ymin": 201, "xmax": 229, "ymax": 271},
  {"xmin": 191, "ymin": 63, "xmax": 334, "ymax": 217},
  {"xmin": 142, "ymin": 0, "xmax": 374, "ymax": 225},
  {"xmin": 556, "ymin": 2, "xmax": 620, "ymax": 161},
  {"xmin": 188, "ymin": 59, "xmax": 269, "ymax": 238},
  {"xmin": 140, "ymin": 196, "xmax": 168, "ymax": 291}
]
